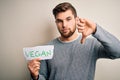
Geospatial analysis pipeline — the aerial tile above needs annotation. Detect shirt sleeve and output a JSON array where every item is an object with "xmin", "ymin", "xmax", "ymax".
[
  {"xmin": 93, "ymin": 24, "xmax": 120, "ymax": 59},
  {"xmin": 31, "ymin": 74, "xmax": 46, "ymax": 80}
]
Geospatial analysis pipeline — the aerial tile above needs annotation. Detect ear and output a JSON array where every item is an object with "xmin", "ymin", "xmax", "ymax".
[
  {"xmin": 75, "ymin": 16, "xmax": 80, "ymax": 25},
  {"xmin": 75, "ymin": 17, "xmax": 79, "ymax": 23}
]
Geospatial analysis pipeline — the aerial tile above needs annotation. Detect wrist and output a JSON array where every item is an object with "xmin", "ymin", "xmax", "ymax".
[
  {"xmin": 92, "ymin": 23, "xmax": 97, "ymax": 34},
  {"xmin": 31, "ymin": 74, "xmax": 39, "ymax": 80}
]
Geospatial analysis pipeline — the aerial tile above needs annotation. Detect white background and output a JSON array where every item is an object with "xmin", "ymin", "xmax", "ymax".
[{"xmin": 0, "ymin": 0, "xmax": 120, "ymax": 80}]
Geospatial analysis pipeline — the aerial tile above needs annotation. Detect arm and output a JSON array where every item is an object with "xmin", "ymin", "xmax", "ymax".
[
  {"xmin": 93, "ymin": 24, "xmax": 120, "ymax": 59},
  {"xmin": 77, "ymin": 18, "xmax": 120, "ymax": 58}
]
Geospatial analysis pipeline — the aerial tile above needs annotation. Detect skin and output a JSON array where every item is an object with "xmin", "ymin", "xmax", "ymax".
[
  {"xmin": 28, "ymin": 58, "xmax": 40, "ymax": 79},
  {"xmin": 55, "ymin": 10, "xmax": 78, "ymax": 42},
  {"xmin": 55, "ymin": 9, "xmax": 96, "ymax": 43},
  {"xmin": 27, "ymin": 9, "xmax": 96, "ymax": 80}
]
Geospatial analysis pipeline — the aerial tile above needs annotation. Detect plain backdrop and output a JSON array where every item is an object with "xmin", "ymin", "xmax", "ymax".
[{"xmin": 0, "ymin": 0, "xmax": 120, "ymax": 80}]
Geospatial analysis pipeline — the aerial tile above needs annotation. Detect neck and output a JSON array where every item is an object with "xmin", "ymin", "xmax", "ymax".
[{"xmin": 59, "ymin": 31, "xmax": 79, "ymax": 42}]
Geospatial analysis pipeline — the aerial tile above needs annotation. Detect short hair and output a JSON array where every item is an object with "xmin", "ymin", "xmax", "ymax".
[{"xmin": 52, "ymin": 2, "xmax": 77, "ymax": 18}]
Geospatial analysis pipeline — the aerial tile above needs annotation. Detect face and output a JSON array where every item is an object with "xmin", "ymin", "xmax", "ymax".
[{"xmin": 55, "ymin": 10, "xmax": 77, "ymax": 38}]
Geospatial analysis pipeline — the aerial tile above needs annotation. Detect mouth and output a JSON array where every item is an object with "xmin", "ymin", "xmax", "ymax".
[{"xmin": 61, "ymin": 29, "xmax": 69, "ymax": 33}]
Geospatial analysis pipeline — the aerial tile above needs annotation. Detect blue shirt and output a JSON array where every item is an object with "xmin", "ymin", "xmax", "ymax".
[{"xmin": 35, "ymin": 25, "xmax": 120, "ymax": 80}]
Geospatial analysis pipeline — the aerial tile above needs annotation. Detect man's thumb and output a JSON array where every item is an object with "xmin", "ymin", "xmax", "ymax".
[{"xmin": 81, "ymin": 36, "xmax": 86, "ymax": 44}]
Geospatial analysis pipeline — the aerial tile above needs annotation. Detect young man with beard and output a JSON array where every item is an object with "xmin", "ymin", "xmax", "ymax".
[{"xmin": 28, "ymin": 2, "xmax": 120, "ymax": 80}]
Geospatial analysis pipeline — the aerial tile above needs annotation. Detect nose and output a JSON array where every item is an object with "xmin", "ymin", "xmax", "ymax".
[{"xmin": 62, "ymin": 21, "xmax": 67, "ymax": 28}]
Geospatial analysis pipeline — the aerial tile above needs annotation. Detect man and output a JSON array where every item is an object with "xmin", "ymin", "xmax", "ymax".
[{"xmin": 28, "ymin": 2, "xmax": 120, "ymax": 80}]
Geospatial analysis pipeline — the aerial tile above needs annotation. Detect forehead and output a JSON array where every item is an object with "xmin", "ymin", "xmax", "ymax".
[{"xmin": 55, "ymin": 10, "xmax": 74, "ymax": 20}]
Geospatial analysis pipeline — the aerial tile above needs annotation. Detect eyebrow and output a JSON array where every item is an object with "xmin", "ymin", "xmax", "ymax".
[
  {"xmin": 56, "ymin": 16, "xmax": 72, "ymax": 21},
  {"xmin": 66, "ymin": 16, "xmax": 72, "ymax": 19}
]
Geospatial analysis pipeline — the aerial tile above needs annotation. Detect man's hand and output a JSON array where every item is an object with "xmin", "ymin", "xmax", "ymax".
[
  {"xmin": 77, "ymin": 18, "xmax": 96, "ymax": 44},
  {"xmin": 27, "ymin": 58, "xmax": 41, "ymax": 80}
]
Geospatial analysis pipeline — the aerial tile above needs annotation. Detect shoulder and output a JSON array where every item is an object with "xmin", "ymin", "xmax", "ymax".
[{"xmin": 47, "ymin": 37, "xmax": 59, "ymax": 45}]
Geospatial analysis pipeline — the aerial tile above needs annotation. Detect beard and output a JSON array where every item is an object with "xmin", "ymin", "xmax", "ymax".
[{"xmin": 59, "ymin": 26, "xmax": 76, "ymax": 38}]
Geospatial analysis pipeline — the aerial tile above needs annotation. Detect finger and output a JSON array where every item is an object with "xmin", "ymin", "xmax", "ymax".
[
  {"xmin": 80, "ymin": 36, "xmax": 86, "ymax": 44},
  {"xmin": 77, "ymin": 26, "xmax": 85, "ymax": 33},
  {"xmin": 34, "ymin": 66, "xmax": 40, "ymax": 71},
  {"xmin": 31, "ymin": 66, "xmax": 40, "ymax": 77},
  {"xmin": 77, "ymin": 21, "xmax": 85, "ymax": 27},
  {"xmin": 28, "ymin": 61, "xmax": 40, "ymax": 68},
  {"xmin": 30, "ymin": 62, "xmax": 40, "ymax": 69},
  {"xmin": 28, "ymin": 60, "xmax": 40, "ymax": 71},
  {"xmin": 77, "ymin": 18, "xmax": 85, "ymax": 26},
  {"xmin": 77, "ymin": 26, "xmax": 85, "ymax": 30},
  {"xmin": 29, "ymin": 64, "xmax": 40, "ymax": 72},
  {"xmin": 32, "ymin": 63, "xmax": 40, "ymax": 68},
  {"xmin": 32, "ymin": 66, "xmax": 40, "ymax": 72},
  {"xmin": 79, "ymin": 18, "xmax": 85, "ymax": 23}
]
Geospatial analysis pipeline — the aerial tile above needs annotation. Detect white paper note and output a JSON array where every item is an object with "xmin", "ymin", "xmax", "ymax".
[{"xmin": 23, "ymin": 45, "xmax": 54, "ymax": 60}]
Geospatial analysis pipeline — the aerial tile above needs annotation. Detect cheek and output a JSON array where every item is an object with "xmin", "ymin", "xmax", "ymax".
[
  {"xmin": 68, "ymin": 20, "xmax": 76, "ymax": 27},
  {"xmin": 56, "ymin": 23, "xmax": 62, "ymax": 30},
  {"xmin": 56, "ymin": 23, "xmax": 61, "ymax": 27}
]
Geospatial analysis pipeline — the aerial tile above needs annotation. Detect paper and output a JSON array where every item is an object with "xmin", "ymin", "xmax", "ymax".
[{"xmin": 23, "ymin": 45, "xmax": 54, "ymax": 60}]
